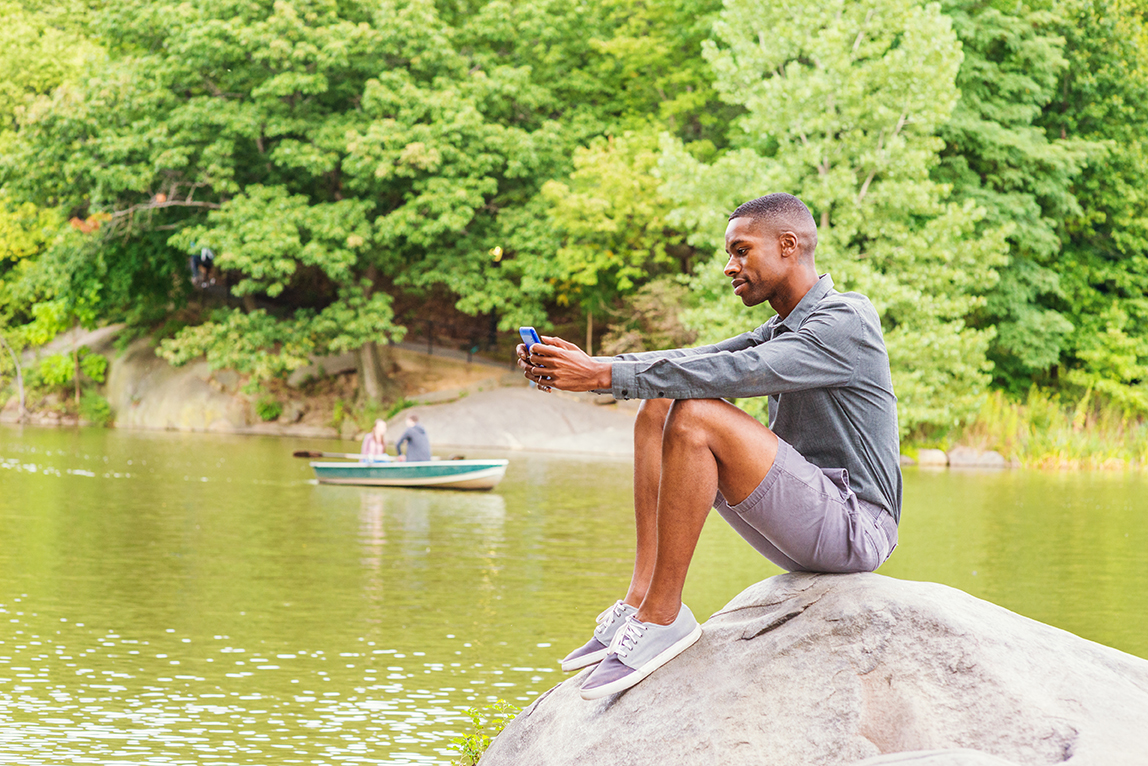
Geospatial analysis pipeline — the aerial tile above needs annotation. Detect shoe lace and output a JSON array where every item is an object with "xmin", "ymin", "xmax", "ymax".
[
  {"xmin": 593, "ymin": 601, "xmax": 628, "ymax": 637},
  {"xmin": 609, "ymin": 620, "xmax": 645, "ymax": 660}
]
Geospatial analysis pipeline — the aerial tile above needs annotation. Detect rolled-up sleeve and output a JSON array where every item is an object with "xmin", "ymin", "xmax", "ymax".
[{"xmin": 610, "ymin": 304, "xmax": 860, "ymax": 400}]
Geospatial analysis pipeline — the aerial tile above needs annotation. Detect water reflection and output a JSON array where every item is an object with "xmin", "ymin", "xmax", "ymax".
[{"xmin": 1, "ymin": 425, "xmax": 1146, "ymax": 765}]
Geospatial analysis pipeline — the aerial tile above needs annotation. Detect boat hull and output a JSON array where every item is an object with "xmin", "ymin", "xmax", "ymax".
[{"xmin": 309, "ymin": 459, "xmax": 509, "ymax": 490}]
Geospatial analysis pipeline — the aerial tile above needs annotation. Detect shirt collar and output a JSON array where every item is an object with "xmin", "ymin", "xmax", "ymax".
[{"xmin": 775, "ymin": 273, "xmax": 835, "ymax": 332}]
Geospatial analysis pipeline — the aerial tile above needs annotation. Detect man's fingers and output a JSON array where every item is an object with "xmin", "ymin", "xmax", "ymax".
[{"xmin": 541, "ymin": 336, "xmax": 579, "ymax": 351}]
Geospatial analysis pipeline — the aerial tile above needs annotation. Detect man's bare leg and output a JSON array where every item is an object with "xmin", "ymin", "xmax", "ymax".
[
  {"xmin": 636, "ymin": 398, "xmax": 779, "ymax": 625},
  {"xmin": 623, "ymin": 398, "xmax": 672, "ymax": 609}
]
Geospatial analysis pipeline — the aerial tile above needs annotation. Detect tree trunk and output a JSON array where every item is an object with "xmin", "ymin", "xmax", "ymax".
[
  {"xmin": 73, "ymin": 320, "xmax": 81, "ymax": 407},
  {"xmin": 586, "ymin": 309, "xmax": 593, "ymax": 356},
  {"xmin": 0, "ymin": 333, "xmax": 27, "ymax": 421},
  {"xmin": 357, "ymin": 340, "xmax": 400, "ymax": 404}
]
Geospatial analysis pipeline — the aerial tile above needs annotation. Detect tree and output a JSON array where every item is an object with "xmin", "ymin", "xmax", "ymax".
[
  {"xmin": 934, "ymin": 0, "xmax": 1095, "ymax": 393},
  {"xmin": 659, "ymin": 0, "xmax": 1009, "ymax": 436},
  {"xmin": 1037, "ymin": 0, "xmax": 1148, "ymax": 413}
]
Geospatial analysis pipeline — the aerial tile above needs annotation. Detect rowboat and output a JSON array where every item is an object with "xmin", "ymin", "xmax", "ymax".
[{"xmin": 309, "ymin": 458, "xmax": 509, "ymax": 490}]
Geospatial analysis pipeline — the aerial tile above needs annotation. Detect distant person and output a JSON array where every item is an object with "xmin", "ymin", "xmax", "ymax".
[
  {"xmin": 360, "ymin": 419, "xmax": 390, "ymax": 461},
  {"xmin": 395, "ymin": 414, "xmax": 432, "ymax": 462},
  {"xmin": 188, "ymin": 245, "xmax": 215, "ymax": 287},
  {"xmin": 516, "ymin": 192, "xmax": 901, "ymax": 700}
]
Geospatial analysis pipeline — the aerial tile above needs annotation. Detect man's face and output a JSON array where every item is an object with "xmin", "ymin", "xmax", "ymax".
[{"xmin": 724, "ymin": 216, "xmax": 784, "ymax": 308}]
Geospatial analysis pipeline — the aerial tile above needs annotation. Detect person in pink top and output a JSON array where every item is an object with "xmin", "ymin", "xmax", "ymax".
[{"xmin": 360, "ymin": 419, "xmax": 390, "ymax": 461}]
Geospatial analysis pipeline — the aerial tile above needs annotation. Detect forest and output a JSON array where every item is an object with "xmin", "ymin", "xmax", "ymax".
[{"xmin": 1, "ymin": 0, "xmax": 1147, "ymax": 458}]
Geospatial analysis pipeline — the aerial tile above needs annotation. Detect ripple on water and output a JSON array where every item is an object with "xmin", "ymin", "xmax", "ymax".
[{"xmin": 0, "ymin": 601, "xmax": 550, "ymax": 765}]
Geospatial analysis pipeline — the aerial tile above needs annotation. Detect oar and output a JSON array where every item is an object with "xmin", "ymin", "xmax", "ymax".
[
  {"xmin": 293, "ymin": 450, "xmax": 469, "ymax": 460},
  {"xmin": 293, "ymin": 450, "xmax": 372, "ymax": 460}
]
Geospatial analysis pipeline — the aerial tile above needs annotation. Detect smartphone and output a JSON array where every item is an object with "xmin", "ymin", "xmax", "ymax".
[
  {"xmin": 519, "ymin": 326, "xmax": 551, "ymax": 381},
  {"xmin": 519, "ymin": 326, "xmax": 542, "ymax": 352}
]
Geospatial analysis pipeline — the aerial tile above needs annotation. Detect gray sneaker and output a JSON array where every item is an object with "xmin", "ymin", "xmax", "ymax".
[
  {"xmin": 579, "ymin": 604, "xmax": 702, "ymax": 700},
  {"xmin": 560, "ymin": 600, "xmax": 637, "ymax": 672}
]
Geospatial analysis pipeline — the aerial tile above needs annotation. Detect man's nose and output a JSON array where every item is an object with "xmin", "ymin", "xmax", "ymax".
[{"xmin": 724, "ymin": 256, "xmax": 739, "ymax": 276}]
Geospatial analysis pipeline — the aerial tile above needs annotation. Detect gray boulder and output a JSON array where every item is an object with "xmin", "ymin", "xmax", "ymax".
[
  {"xmin": 947, "ymin": 447, "xmax": 1008, "ymax": 469},
  {"xmin": 915, "ymin": 448, "xmax": 948, "ymax": 467},
  {"xmin": 481, "ymin": 573, "xmax": 1148, "ymax": 766}
]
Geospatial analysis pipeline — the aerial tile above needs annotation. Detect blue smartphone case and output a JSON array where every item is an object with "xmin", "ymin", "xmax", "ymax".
[{"xmin": 519, "ymin": 326, "xmax": 542, "ymax": 351}]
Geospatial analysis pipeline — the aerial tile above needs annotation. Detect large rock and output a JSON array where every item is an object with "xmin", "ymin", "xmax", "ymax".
[
  {"xmin": 481, "ymin": 574, "xmax": 1148, "ymax": 766},
  {"xmin": 947, "ymin": 447, "xmax": 1008, "ymax": 469},
  {"xmin": 106, "ymin": 338, "xmax": 251, "ymax": 432}
]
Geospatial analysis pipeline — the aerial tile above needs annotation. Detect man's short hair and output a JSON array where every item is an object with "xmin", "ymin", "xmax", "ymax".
[
  {"xmin": 408, "ymin": 414, "xmax": 419, "ymax": 423},
  {"xmin": 729, "ymin": 193, "xmax": 817, "ymax": 238}
]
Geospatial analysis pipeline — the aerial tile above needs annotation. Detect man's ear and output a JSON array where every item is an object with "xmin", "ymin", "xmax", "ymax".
[{"xmin": 778, "ymin": 231, "xmax": 799, "ymax": 257}]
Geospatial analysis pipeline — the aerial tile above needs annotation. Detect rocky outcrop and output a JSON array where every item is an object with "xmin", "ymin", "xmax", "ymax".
[
  {"xmin": 106, "ymin": 338, "xmax": 252, "ymax": 432},
  {"xmin": 481, "ymin": 573, "xmax": 1148, "ymax": 766}
]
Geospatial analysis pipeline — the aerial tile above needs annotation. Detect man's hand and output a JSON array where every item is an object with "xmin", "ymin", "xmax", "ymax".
[{"xmin": 516, "ymin": 335, "xmax": 612, "ymax": 393}]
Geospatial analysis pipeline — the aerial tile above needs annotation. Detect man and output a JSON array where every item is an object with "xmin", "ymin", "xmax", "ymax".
[
  {"xmin": 516, "ymin": 193, "xmax": 901, "ymax": 701},
  {"xmin": 395, "ymin": 414, "xmax": 432, "ymax": 463}
]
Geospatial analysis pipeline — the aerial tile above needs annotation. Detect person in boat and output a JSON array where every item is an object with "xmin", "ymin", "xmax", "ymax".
[
  {"xmin": 515, "ymin": 192, "xmax": 902, "ymax": 700},
  {"xmin": 360, "ymin": 419, "xmax": 390, "ymax": 462},
  {"xmin": 395, "ymin": 414, "xmax": 432, "ymax": 463}
]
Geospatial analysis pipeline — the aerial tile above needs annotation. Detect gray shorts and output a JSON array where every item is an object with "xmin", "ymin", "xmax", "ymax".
[{"xmin": 714, "ymin": 437, "xmax": 898, "ymax": 573}]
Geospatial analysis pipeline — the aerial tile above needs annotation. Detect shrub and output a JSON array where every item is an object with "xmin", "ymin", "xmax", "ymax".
[
  {"xmin": 255, "ymin": 395, "xmax": 282, "ymax": 422},
  {"xmin": 79, "ymin": 391, "xmax": 113, "ymax": 426}
]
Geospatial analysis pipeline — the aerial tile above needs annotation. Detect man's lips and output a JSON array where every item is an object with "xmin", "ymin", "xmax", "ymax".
[{"xmin": 732, "ymin": 279, "xmax": 748, "ymax": 295}]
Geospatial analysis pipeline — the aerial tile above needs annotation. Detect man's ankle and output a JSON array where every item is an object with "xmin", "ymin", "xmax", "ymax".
[{"xmin": 635, "ymin": 604, "xmax": 679, "ymax": 626}]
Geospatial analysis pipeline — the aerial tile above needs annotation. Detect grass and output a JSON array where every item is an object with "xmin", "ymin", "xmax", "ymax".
[{"xmin": 946, "ymin": 388, "xmax": 1148, "ymax": 469}]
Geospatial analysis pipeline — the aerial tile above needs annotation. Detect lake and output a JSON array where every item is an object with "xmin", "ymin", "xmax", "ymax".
[{"xmin": 1, "ymin": 425, "xmax": 1145, "ymax": 764}]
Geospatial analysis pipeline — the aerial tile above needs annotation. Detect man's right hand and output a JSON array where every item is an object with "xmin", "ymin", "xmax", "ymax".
[{"xmin": 522, "ymin": 336, "xmax": 612, "ymax": 392}]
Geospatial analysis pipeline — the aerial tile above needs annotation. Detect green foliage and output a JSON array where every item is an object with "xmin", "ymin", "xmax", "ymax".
[
  {"xmin": 451, "ymin": 700, "xmax": 519, "ymax": 766},
  {"xmin": 1035, "ymin": 0, "xmax": 1148, "ymax": 413},
  {"xmin": 600, "ymin": 276, "xmax": 698, "ymax": 355},
  {"xmin": 254, "ymin": 395, "xmax": 283, "ymax": 423},
  {"xmin": 330, "ymin": 398, "xmax": 348, "ymax": 430},
  {"xmin": 934, "ymin": 0, "xmax": 1094, "ymax": 389},
  {"xmin": 664, "ymin": 0, "xmax": 1007, "ymax": 436},
  {"xmin": 79, "ymin": 390, "xmax": 112, "ymax": 426},
  {"xmin": 384, "ymin": 397, "xmax": 417, "ymax": 421},
  {"xmin": 33, "ymin": 347, "xmax": 107, "ymax": 389},
  {"xmin": 544, "ymin": 130, "xmax": 690, "ymax": 318},
  {"xmin": 37, "ymin": 353, "xmax": 73, "ymax": 388}
]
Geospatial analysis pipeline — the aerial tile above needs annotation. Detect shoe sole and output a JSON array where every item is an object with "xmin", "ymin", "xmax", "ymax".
[
  {"xmin": 579, "ymin": 625, "xmax": 702, "ymax": 700},
  {"xmin": 560, "ymin": 646, "xmax": 609, "ymax": 672}
]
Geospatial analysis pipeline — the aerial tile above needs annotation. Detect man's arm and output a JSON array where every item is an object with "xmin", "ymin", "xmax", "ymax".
[
  {"xmin": 518, "ymin": 330, "xmax": 767, "ymax": 394},
  {"xmin": 526, "ymin": 303, "xmax": 863, "ymax": 400},
  {"xmin": 607, "ymin": 304, "xmax": 862, "ymax": 401}
]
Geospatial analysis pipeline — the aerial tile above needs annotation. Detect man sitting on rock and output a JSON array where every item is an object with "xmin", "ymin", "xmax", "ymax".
[{"xmin": 516, "ymin": 192, "xmax": 902, "ymax": 701}]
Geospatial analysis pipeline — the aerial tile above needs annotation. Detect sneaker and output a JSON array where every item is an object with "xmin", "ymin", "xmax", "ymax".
[
  {"xmin": 559, "ymin": 600, "xmax": 637, "ymax": 672},
  {"xmin": 579, "ymin": 604, "xmax": 702, "ymax": 700}
]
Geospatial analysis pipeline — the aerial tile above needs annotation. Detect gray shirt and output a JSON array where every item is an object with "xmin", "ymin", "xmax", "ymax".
[
  {"xmin": 396, "ymin": 424, "xmax": 432, "ymax": 463},
  {"xmin": 607, "ymin": 275, "xmax": 903, "ymax": 521}
]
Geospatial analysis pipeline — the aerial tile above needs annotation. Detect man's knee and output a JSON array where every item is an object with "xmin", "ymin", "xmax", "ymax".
[
  {"xmin": 662, "ymin": 399, "xmax": 723, "ymax": 444},
  {"xmin": 635, "ymin": 398, "xmax": 672, "ymax": 433}
]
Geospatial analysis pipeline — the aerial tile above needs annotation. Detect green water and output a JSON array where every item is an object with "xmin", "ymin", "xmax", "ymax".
[{"xmin": 1, "ymin": 425, "xmax": 1146, "ymax": 764}]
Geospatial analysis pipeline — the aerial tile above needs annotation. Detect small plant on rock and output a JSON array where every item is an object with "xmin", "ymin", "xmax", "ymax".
[{"xmin": 451, "ymin": 700, "xmax": 519, "ymax": 765}]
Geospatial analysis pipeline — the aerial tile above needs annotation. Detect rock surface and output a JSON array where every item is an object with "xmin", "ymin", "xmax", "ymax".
[
  {"xmin": 947, "ymin": 447, "xmax": 1008, "ymax": 469},
  {"xmin": 916, "ymin": 448, "xmax": 948, "ymax": 467},
  {"xmin": 389, "ymin": 387, "xmax": 637, "ymax": 456},
  {"xmin": 481, "ymin": 573, "xmax": 1148, "ymax": 766}
]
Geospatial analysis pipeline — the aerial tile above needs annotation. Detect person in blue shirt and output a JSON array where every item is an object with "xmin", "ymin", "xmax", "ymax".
[{"xmin": 395, "ymin": 415, "xmax": 432, "ymax": 463}]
